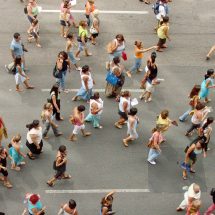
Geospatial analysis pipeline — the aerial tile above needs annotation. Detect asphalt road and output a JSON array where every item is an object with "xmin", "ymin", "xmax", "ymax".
[{"xmin": 0, "ymin": 0, "xmax": 215, "ymax": 214}]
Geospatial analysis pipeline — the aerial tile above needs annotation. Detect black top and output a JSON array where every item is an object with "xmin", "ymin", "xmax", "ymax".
[{"xmin": 147, "ymin": 65, "xmax": 158, "ymax": 83}]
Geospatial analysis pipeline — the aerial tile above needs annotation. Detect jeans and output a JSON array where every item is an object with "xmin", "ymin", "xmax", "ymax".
[
  {"xmin": 56, "ymin": 71, "xmax": 66, "ymax": 91},
  {"xmin": 68, "ymin": 52, "xmax": 77, "ymax": 65},
  {"xmin": 179, "ymin": 107, "xmax": 192, "ymax": 122},
  {"xmin": 147, "ymin": 148, "xmax": 161, "ymax": 161},
  {"xmin": 130, "ymin": 57, "xmax": 142, "ymax": 73},
  {"xmin": 186, "ymin": 123, "xmax": 200, "ymax": 134},
  {"xmin": 85, "ymin": 113, "xmax": 101, "ymax": 127},
  {"xmin": 42, "ymin": 121, "xmax": 60, "ymax": 137},
  {"xmin": 205, "ymin": 203, "xmax": 215, "ymax": 215}
]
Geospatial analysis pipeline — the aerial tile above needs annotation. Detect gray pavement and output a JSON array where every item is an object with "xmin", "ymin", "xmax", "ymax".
[{"xmin": 0, "ymin": 0, "xmax": 215, "ymax": 214}]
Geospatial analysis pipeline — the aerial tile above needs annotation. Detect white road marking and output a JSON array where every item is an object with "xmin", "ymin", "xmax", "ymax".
[
  {"xmin": 41, "ymin": 9, "xmax": 149, "ymax": 15},
  {"xmin": 45, "ymin": 189, "xmax": 150, "ymax": 194},
  {"xmin": 41, "ymin": 89, "xmax": 143, "ymax": 93}
]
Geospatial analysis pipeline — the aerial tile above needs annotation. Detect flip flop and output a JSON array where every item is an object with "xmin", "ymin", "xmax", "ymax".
[{"xmin": 27, "ymin": 153, "xmax": 35, "ymax": 160}]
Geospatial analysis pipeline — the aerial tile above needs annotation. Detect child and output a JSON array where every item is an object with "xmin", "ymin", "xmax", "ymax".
[
  {"xmin": 28, "ymin": 19, "xmax": 41, "ymax": 48},
  {"xmin": 47, "ymin": 145, "xmax": 71, "ymax": 187},
  {"xmin": 126, "ymin": 41, "xmax": 156, "ymax": 78},
  {"xmin": 66, "ymin": 33, "xmax": 81, "ymax": 71},
  {"xmin": 8, "ymin": 134, "xmax": 26, "ymax": 171}
]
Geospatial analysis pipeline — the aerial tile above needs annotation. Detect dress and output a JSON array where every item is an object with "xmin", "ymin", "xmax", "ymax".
[
  {"xmin": 9, "ymin": 146, "xmax": 24, "ymax": 165},
  {"xmin": 127, "ymin": 116, "xmax": 139, "ymax": 139},
  {"xmin": 199, "ymin": 78, "xmax": 213, "ymax": 99}
]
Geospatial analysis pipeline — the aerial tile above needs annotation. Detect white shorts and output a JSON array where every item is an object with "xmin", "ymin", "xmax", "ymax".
[
  {"xmin": 145, "ymin": 81, "xmax": 154, "ymax": 93},
  {"xmin": 73, "ymin": 124, "xmax": 85, "ymax": 134},
  {"xmin": 15, "ymin": 72, "xmax": 26, "ymax": 85}
]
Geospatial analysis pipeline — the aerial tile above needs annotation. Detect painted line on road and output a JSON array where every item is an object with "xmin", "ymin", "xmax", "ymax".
[
  {"xmin": 41, "ymin": 9, "xmax": 149, "ymax": 15},
  {"xmin": 45, "ymin": 189, "xmax": 150, "ymax": 194},
  {"xmin": 41, "ymin": 89, "xmax": 143, "ymax": 93}
]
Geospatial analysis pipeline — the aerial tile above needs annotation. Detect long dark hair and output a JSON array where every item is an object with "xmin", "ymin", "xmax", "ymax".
[
  {"xmin": 50, "ymin": 84, "xmax": 59, "ymax": 98},
  {"xmin": 202, "ymin": 117, "xmax": 214, "ymax": 130},
  {"xmin": 26, "ymin": 120, "xmax": 40, "ymax": 131},
  {"xmin": 189, "ymin": 85, "xmax": 201, "ymax": 98},
  {"xmin": 204, "ymin": 69, "xmax": 214, "ymax": 80}
]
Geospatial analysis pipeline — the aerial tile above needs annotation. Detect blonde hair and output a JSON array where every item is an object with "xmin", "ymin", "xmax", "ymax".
[
  {"xmin": 188, "ymin": 200, "xmax": 201, "ymax": 215},
  {"xmin": 93, "ymin": 9, "xmax": 99, "ymax": 17}
]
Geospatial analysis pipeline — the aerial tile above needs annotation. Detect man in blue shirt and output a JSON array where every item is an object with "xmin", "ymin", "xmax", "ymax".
[{"xmin": 5, "ymin": 32, "xmax": 28, "ymax": 72}]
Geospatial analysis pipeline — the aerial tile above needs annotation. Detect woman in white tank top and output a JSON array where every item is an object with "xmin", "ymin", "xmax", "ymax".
[
  {"xmin": 72, "ymin": 65, "xmax": 95, "ymax": 102},
  {"xmin": 85, "ymin": 92, "xmax": 104, "ymax": 128},
  {"xmin": 115, "ymin": 91, "xmax": 131, "ymax": 129},
  {"xmin": 58, "ymin": 199, "xmax": 78, "ymax": 215}
]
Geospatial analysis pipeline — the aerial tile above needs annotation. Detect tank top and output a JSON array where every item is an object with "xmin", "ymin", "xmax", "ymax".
[
  {"xmin": 114, "ymin": 39, "xmax": 125, "ymax": 52},
  {"xmin": 191, "ymin": 110, "xmax": 202, "ymax": 125},
  {"xmin": 157, "ymin": 24, "xmax": 169, "ymax": 39},
  {"xmin": 62, "ymin": 204, "xmax": 77, "ymax": 215},
  {"xmin": 147, "ymin": 65, "xmax": 158, "ymax": 83},
  {"xmin": 81, "ymin": 72, "xmax": 93, "ymax": 90},
  {"xmin": 119, "ymin": 97, "xmax": 130, "ymax": 113},
  {"xmin": 31, "ymin": 6, "xmax": 39, "ymax": 16},
  {"xmin": 90, "ymin": 98, "xmax": 103, "ymax": 115},
  {"xmin": 28, "ymin": 199, "xmax": 42, "ymax": 214},
  {"xmin": 15, "ymin": 64, "xmax": 24, "ymax": 74}
]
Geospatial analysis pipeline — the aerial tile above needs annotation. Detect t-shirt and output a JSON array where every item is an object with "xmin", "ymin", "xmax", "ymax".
[
  {"xmin": 10, "ymin": 39, "xmax": 24, "ymax": 57},
  {"xmin": 135, "ymin": 46, "xmax": 143, "ymax": 59},
  {"xmin": 156, "ymin": 3, "xmax": 167, "ymax": 20},
  {"xmin": 185, "ymin": 183, "xmax": 201, "ymax": 202},
  {"xmin": 27, "ymin": 127, "xmax": 42, "ymax": 144},
  {"xmin": 79, "ymin": 26, "xmax": 88, "ymax": 38}
]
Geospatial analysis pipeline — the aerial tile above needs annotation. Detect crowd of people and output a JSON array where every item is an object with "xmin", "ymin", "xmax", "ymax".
[{"xmin": 1, "ymin": 0, "xmax": 215, "ymax": 214}]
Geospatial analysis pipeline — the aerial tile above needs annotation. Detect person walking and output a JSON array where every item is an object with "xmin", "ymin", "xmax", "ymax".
[
  {"xmin": 5, "ymin": 33, "xmax": 28, "ymax": 72},
  {"xmin": 41, "ymin": 103, "xmax": 63, "ymax": 139},
  {"xmin": 69, "ymin": 105, "xmax": 91, "ymax": 141},
  {"xmin": 204, "ymin": 188, "xmax": 215, "ymax": 215},
  {"xmin": 100, "ymin": 191, "xmax": 116, "ymax": 215},
  {"xmin": 27, "ymin": 0, "xmax": 39, "ymax": 25},
  {"xmin": 26, "ymin": 120, "xmax": 43, "ymax": 160},
  {"xmin": 176, "ymin": 183, "xmax": 201, "ymax": 212},
  {"xmin": 126, "ymin": 41, "xmax": 156, "ymax": 78},
  {"xmin": 25, "ymin": 193, "xmax": 46, "ymax": 215},
  {"xmin": 105, "ymin": 57, "xmax": 125, "ymax": 98},
  {"xmin": 122, "ymin": 107, "xmax": 139, "ymax": 147},
  {"xmin": 114, "ymin": 91, "xmax": 131, "ymax": 129},
  {"xmin": 85, "ymin": 92, "xmax": 104, "ymax": 128},
  {"xmin": 0, "ymin": 147, "xmax": 12, "ymax": 188},
  {"xmin": 185, "ymin": 102, "xmax": 209, "ymax": 137},
  {"xmin": 14, "ymin": 56, "xmax": 34, "ymax": 92},
  {"xmin": 107, "ymin": 34, "xmax": 125, "ymax": 61},
  {"xmin": 0, "ymin": 117, "xmax": 7, "ymax": 147},
  {"xmin": 156, "ymin": 109, "xmax": 178, "ymax": 142},
  {"xmin": 58, "ymin": 199, "xmax": 78, "ymax": 215},
  {"xmin": 181, "ymin": 139, "xmax": 206, "ymax": 180},
  {"xmin": 199, "ymin": 69, "xmax": 215, "ymax": 103},
  {"xmin": 156, "ymin": 16, "xmax": 171, "ymax": 52},
  {"xmin": 8, "ymin": 134, "xmax": 26, "ymax": 171},
  {"xmin": 48, "ymin": 84, "xmax": 64, "ymax": 121},
  {"xmin": 60, "ymin": 0, "xmax": 71, "ymax": 38},
  {"xmin": 154, "ymin": 0, "xmax": 168, "ymax": 30},
  {"xmin": 90, "ymin": 9, "xmax": 100, "ymax": 45},
  {"xmin": 139, "ymin": 55, "xmax": 159, "ymax": 102},
  {"xmin": 179, "ymin": 85, "xmax": 201, "ymax": 122},
  {"xmin": 66, "ymin": 33, "xmax": 81, "ymax": 71},
  {"xmin": 85, "ymin": 0, "xmax": 95, "ymax": 26},
  {"xmin": 75, "ymin": 20, "xmax": 92, "ymax": 59},
  {"xmin": 27, "ymin": 19, "xmax": 41, "ymax": 48},
  {"xmin": 72, "ymin": 65, "xmax": 95, "ymax": 102},
  {"xmin": 47, "ymin": 145, "xmax": 71, "ymax": 187},
  {"xmin": 147, "ymin": 125, "xmax": 163, "ymax": 165},
  {"xmin": 53, "ymin": 51, "xmax": 71, "ymax": 93}
]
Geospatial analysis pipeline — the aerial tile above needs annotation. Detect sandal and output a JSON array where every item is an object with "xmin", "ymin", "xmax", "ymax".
[
  {"xmin": 123, "ymin": 139, "xmax": 128, "ymax": 147},
  {"xmin": 46, "ymin": 181, "xmax": 54, "ymax": 187},
  {"xmin": 183, "ymin": 175, "xmax": 188, "ymax": 180},
  {"xmin": 190, "ymin": 169, "xmax": 196, "ymax": 173},
  {"xmin": 4, "ymin": 181, "xmax": 13, "ymax": 188},
  {"xmin": 27, "ymin": 153, "xmax": 36, "ymax": 160},
  {"xmin": 62, "ymin": 174, "xmax": 72, "ymax": 179}
]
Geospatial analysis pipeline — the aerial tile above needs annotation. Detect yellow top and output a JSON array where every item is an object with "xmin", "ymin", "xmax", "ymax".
[
  {"xmin": 157, "ymin": 24, "xmax": 169, "ymax": 39},
  {"xmin": 156, "ymin": 114, "xmax": 171, "ymax": 132}
]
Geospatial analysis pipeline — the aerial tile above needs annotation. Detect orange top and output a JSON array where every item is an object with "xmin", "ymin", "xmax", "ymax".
[
  {"xmin": 85, "ymin": 1, "xmax": 95, "ymax": 15},
  {"xmin": 135, "ymin": 46, "xmax": 143, "ymax": 59}
]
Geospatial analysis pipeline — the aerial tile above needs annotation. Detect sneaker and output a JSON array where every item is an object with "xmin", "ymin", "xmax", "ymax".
[
  {"xmin": 75, "ymin": 57, "xmax": 80, "ymax": 61},
  {"xmin": 76, "ymin": 67, "xmax": 82, "ymax": 71},
  {"xmin": 147, "ymin": 160, "xmax": 156, "ymax": 165},
  {"xmin": 4, "ymin": 65, "xmax": 10, "ymax": 73}
]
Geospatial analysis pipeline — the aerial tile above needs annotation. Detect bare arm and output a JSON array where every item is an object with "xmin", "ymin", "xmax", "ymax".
[{"xmin": 51, "ymin": 94, "xmax": 60, "ymax": 113}]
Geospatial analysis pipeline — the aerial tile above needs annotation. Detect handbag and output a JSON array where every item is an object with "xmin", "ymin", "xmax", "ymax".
[
  {"xmin": 147, "ymin": 139, "xmax": 154, "ymax": 148},
  {"xmin": 90, "ymin": 26, "xmax": 98, "ymax": 34},
  {"xmin": 106, "ymin": 72, "xmax": 118, "ymax": 86},
  {"xmin": 3, "ymin": 127, "xmax": 8, "ymax": 139},
  {"xmin": 122, "ymin": 51, "xmax": 127, "ymax": 61}
]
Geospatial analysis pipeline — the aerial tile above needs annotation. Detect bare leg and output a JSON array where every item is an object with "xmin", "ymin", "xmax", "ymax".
[
  {"xmin": 81, "ymin": 129, "xmax": 91, "ymax": 137},
  {"xmin": 68, "ymin": 133, "xmax": 77, "ymax": 141},
  {"xmin": 75, "ymin": 50, "xmax": 81, "ymax": 58},
  {"xmin": 24, "ymin": 80, "xmax": 34, "ymax": 89},
  {"xmin": 206, "ymin": 45, "xmax": 215, "ymax": 60}
]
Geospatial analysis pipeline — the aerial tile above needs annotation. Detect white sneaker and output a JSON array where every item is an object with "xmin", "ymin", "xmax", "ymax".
[
  {"xmin": 75, "ymin": 57, "xmax": 80, "ymax": 61},
  {"xmin": 147, "ymin": 160, "xmax": 156, "ymax": 165},
  {"xmin": 5, "ymin": 65, "xmax": 10, "ymax": 73},
  {"xmin": 76, "ymin": 67, "xmax": 82, "ymax": 71}
]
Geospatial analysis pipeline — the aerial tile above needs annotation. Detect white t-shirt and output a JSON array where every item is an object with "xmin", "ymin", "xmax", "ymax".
[
  {"xmin": 184, "ymin": 183, "xmax": 201, "ymax": 202},
  {"xmin": 156, "ymin": 3, "xmax": 166, "ymax": 20},
  {"xmin": 27, "ymin": 127, "xmax": 42, "ymax": 144}
]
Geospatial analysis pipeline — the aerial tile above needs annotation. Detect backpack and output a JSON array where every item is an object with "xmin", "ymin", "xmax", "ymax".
[{"xmin": 152, "ymin": 1, "xmax": 167, "ymax": 15}]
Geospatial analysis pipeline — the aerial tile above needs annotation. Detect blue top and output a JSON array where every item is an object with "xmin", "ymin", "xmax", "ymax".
[
  {"xmin": 28, "ymin": 199, "xmax": 43, "ymax": 214},
  {"xmin": 9, "ymin": 146, "xmax": 24, "ymax": 165},
  {"xmin": 10, "ymin": 38, "xmax": 24, "ymax": 57},
  {"xmin": 199, "ymin": 77, "xmax": 213, "ymax": 99},
  {"xmin": 15, "ymin": 64, "xmax": 24, "ymax": 74}
]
